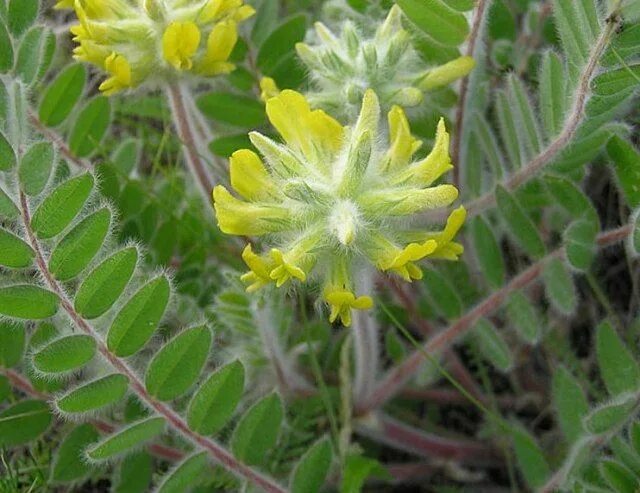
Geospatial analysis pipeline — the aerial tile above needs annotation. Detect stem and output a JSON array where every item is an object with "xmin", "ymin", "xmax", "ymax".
[
  {"xmin": 352, "ymin": 269, "xmax": 380, "ymax": 406},
  {"xmin": 356, "ymin": 413, "xmax": 498, "ymax": 464},
  {"xmin": 360, "ymin": 225, "xmax": 632, "ymax": 413},
  {"xmin": 18, "ymin": 192, "xmax": 288, "ymax": 493},
  {"xmin": 2, "ymin": 369, "xmax": 185, "ymax": 462},
  {"xmin": 452, "ymin": 0, "xmax": 492, "ymax": 187},
  {"xmin": 165, "ymin": 82, "xmax": 216, "ymax": 204}
]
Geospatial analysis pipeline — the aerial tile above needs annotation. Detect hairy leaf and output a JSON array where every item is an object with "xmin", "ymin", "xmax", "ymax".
[
  {"xmin": 0, "ymin": 22, "xmax": 12, "ymax": 72},
  {"xmin": 69, "ymin": 96, "xmax": 111, "ymax": 157},
  {"xmin": 564, "ymin": 219, "xmax": 597, "ymax": 271},
  {"xmin": 113, "ymin": 451, "xmax": 153, "ymax": 493},
  {"xmin": 607, "ymin": 135, "xmax": 640, "ymax": 208},
  {"xmin": 0, "ymin": 322, "xmax": 25, "ymax": 367},
  {"xmin": 75, "ymin": 247, "xmax": 137, "ymax": 319},
  {"xmin": 539, "ymin": 51, "xmax": 567, "ymax": 138},
  {"xmin": 32, "ymin": 334, "xmax": 96, "ymax": 374},
  {"xmin": 291, "ymin": 437, "xmax": 332, "ymax": 493},
  {"xmin": 7, "ymin": 0, "xmax": 38, "ymax": 37},
  {"xmin": 0, "ymin": 186, "xmax": 18, "ymax": 218},
  {"xmin": 473, "ymin": 318, "xmax": 512, "ymax": 372},
  {"xmin": 39, "ymin": 63, "xmax": 86, "ymax": 126},
  {"xmin": 19, "ymin": 141, "xmax": 53, "ymax": 196},
  {"xmin": 15, "ymin": 26, "xmax": 55, "ymax": 85},
  {"xmin": 512, "ymin": 425, "xmax": 550, "ymax": 489},
  {"xmin": 542, "ymin": 258, "xmax": 577, "ymax": 315},
  {"xmin": 469, "ymin": 216, "xmax": 505, "ymax": 288},
  {"xmin": 397, "ymin": 0, "xmax": 468, "ymax": 46},
  {"xmin": 86, "ymin": 417, "xmax": 165, "ymax": 461},
  {"xmin": 231, "ymin": 393, "xmax": 283, "ymax": 466},
  {"xmin": 187, "ymin": 360, "xmax": 245, "ymax": 435},
  {"xmin": 157, "ymin": 452, "xmax": 208, "ymax": 493},
  {"xmin": 31, "ymin": 173, "xmax": 94, "ymax": 239},
  {"xmin": 0, "ymin": 285, "xmax": 58, "ymax": 319},
  {"xmin": 496, "ymin": 186, "xmax": 546, "ymax": 258},
  {"xmin": 197, "ymin": 92, "xmax": 266, "ymax": 127},
  {"xmin": 584, "ymin": 394, "xmax": 636, "ymax": 434},
  {"xmin": 107, "ymin": 276, "xmax": 170, "ymax": 357},
  {"xmin": 145, "ymin": 326, "xmax": 212, "ymax": 401},
  {"xmin": 49, "ymin": 208, "xmax": 111, "ymax": 281},
  {"xmin": 0, "ymin": 228, "xmax": 33, "ymax": 268},
  {"xmin": 0, "ymin": 130, "xmax": 15, "ymax": 170},
  {"xmin": 57, "ymin": 374, "xmax": 129, "ymax": 414},
  {"xmin": 0, "ymin": 400, "xmax": 51, "ymax": 446},
  {"xmin": 505, "ymin": 292, "xmax": 541, "ymax": 343},
  {"xmin": 597, "ymin": 321, "xmax": 640, "ymax": 396},
  {"xmin": 51, "ymin": 424, "xmax": 99, "ymax": 482},
  {"xmin": 552, "ymin": 366, "xmax": 589, "ymax": 443}
]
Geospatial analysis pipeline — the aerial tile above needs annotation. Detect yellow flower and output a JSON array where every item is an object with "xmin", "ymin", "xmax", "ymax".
[
  {"xmin": 324, "ymin": 289, "xmax": 374, "ymax": 327},
  {"xmin": 163, "ymin": 21, "xmax": 201, "ymax": 70},
  {"xmin": 63, "ymin": 0, "xmax": 254, "ymax": 94},
  {"xmin": 99, "ymin": 52, "xmax": 133, "ymax": 95},
  {"xmin": 213, "ymin": 90, "xmax": 464, "ymax": 325}
]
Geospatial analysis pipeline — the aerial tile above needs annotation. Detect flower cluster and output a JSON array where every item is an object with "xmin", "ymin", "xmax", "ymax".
[
  {"xmin": 57, "ymin": 0, "xmax": 255, "ymax": 95},
  {"xmin": 213, "ymin": 89, "xmax": 465, "ymax": 326},
  {"xmin": 296, "ymin": 5, "xmax": 475, "ymax": 119}
]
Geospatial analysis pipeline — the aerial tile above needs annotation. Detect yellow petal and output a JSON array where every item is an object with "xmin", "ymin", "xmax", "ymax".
[
  {"xmin": 324, "ymin": 288, "xmax": 373, "ymax": 327},
  {"xmin": 385, "ymin": 105, "xmax": 422, "ymax": 171},
  {"xmin": 359, "ymin": 184, "xmax": 458, "ymax": 216},
  {"xmin": 99, "ymin": 52, "xmax": 132, "ymax": 95},
  {"xmin": 205, "ymin": 20, "xmax": 237, "ymax": 63},
  {"xmin": 212, "ymin": 185, "xmax": 291, "ymax": 236},
  {"xmin": 163, "ymin": 21, "xmax": 201, "ymax": 70},
  {"xmin": 265, "ymin": 90, "xmax": 344, "ymax": 161},
  {"xmin": 230, "ymin": 149, "xmax": 278, "ymax": 200},
  {"xmin": 259, "ymin": 77, "xmax": 280, "ymax": 103}
]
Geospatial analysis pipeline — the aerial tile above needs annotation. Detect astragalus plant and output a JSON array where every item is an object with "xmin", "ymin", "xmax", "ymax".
[{"xmin": 0, "ymin": 0, "xmax": 639, "ymax": 492}]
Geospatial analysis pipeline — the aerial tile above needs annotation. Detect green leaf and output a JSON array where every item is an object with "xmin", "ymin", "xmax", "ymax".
[
  {"xmin": 584, "ymin": 394, "xmax": 636, "ymax": 434},
  {"xmin": 469, "ymin": 216, "xmax": 505, "ymax": 288},
  {"xmin": 551, "ymin": 0, "xmax": 590, "ymax": 71},
  {"xmin": 340, "ymin": 454, "xmax": 389, "ymax": 493},
  {"xmin": 603, "ymin": 24, "xmax": 640, "ymax": 66},
  {"xmin": 31, "ymin": 173, "xmax": 94, "ymax": 239},
  {"xmin": 473, "ymin": 318, "xmax": 513, "ymax": 371},
  {"xmin": 591, "ymin": 65, "xmax": 640, "ymax": 96},
  {"xmin": 231, "ymin": 393, "xmax": 283, "ymax": 466},
  {"xmin": 607, "ymin": 136, "xmax": 640, "ymax": 208},
  {"xmin": 75, "ymin": 247, "xmax": 137, "ymax": 319},
  {"xmin": 496, "ymin": 185, "xmax": 546, "ymax": 258},
  {"xmin": 542, "ymin": 258, "xmax": 577, "ymax": 315},
  {"xmin": 0, "ymin": 186, "xmax": 18, "ymax": 218},
  {"xmin": 32, "ymin": 334, "xmax": 96, "ymax": 374},
  {"xmin": 539, "ymin": 51, "xmax": 567, "ymax": 138},
  {"xmin": 0, "ymin": 376, "xmax": 10, "ymax": 402},
  {"xmin": 564, "ymin": 219, "xmax": 597, "ymax": 271},
  {"xmin": 0, "ymin": 285, "xmax": 58, "ymax": 319},
  {"xmin": 49, "ymin": 208, "xmax": 111, "ymax": 281},
  {"xmin": 0, "ymin": 322, "xmax": 25, "ymax": 367},
  {"xmin": 291, "ymin": 437, "xmax": 332, "ymax": 493},
  {"xmin": 610, "ymin": 435, "xmax": 640, "ymax": 479},
  {"xmin": 544, "ymin": 175, "xmax": 597, "ymax": 220},
  {"xmin": 51, "ymin": 424, "xmax": 99, "ymax": 482},
  {"xmin": 422, "ymin": 268, "xmax": 462, "ymax": 318},
  {"xmin": 86, "ymin": 417, "xmax": 165, "ymax": 461},
  {"xmin": 257, "ymin": 15, "xmax": 307, "ymax": 76},
  {"xmin": 506, "ymin": 74, "xmax": 543, "ymax": 156},
  {"xmin": 145, "ymin": 326, "xmax": 212, "ymax": 401},
  {"xmin": 251, "ymin": 0, "xmax": 279, "ymax": 47},
  {"xmin": 512, "ymin": 425, "xmax": 550, "ymax": 489},
  {"xmin": 0, "ymin": 227, "xmax": 33, "ymax": 268},
  {"xmin": 552, "ymin": 366, "xmax": 589, "ymax": 443},
  {"xmin": 0, "ymin": 130, "xmax": 14, "ymax": 172},
  {"xmin": 0, "ymin": 22, "xmax": 13, "ymax": 73},
  {"xmin": 39, "ymin": 63, "xmax": 86, "ymax": 126},
  {"xmin": 600, "ymin": 459, "xmax": 638, "ymax": 493},
  {"xmin": 69, "ymin": 96, "xmax": 111, "ymax": 157},
  {"xmin": 111, "ymin": 138, "xmax": 140, "ymax": 175},
  {"xmin": 157, "ymin": 452, "xmax": 208, "ymax": 493},
  {"xmin": 197, "ymin": 92, "xmax": 266, "ymax": 127},
  {"xmin": 633, "ymin": 211, "xmax": 640, "ymax": 256},
  {"xmin": 209, "ymin": 133, "xmax": 253, "ymax": 157},
  {"xmin": 0, "ymin": 400, "xmax": 51, "ymax": 446},
  {"xmin": 397, "ymin": 0, "xmax": 469, "ymax": 46},
  {"xmin": 107, "ymin": 276, "xmax": 171, "ymax": 357},
  {"xmin": 7, "ymin": 0, "xmax": 38, "ymax": 37},
  {"xmin": 597, "ymin": 320, "xmax": 640, "ymax": 396},
  {"xmin": 187, "ymin": 360, "xmax": 245, "ymax": 435},
  {"xmin": 57, "ymin": 374, "xmax": 129, "ymax": 414},
  {"xmin": 505, "ymin": 292, "xmax": 541, "ymax": 343},
  {"xmin": 19, "ymin": 141, "xmax": 53, "ymax": 196},
  {"xmin": 15, "ymin": 26, "xmax": 55, "ymax": 85},
  {"xmin": 113, "ymin": 452, "xmax": 153, "ymax": 493}
]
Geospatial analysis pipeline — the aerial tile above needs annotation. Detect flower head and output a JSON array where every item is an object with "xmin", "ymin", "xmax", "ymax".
[
  {"xmin": 61, "ymin": 0, "xmax": 254, "ymax": 95},
  {"xmin": 213, "ymin": 89, "xmax": 465, "ymax": 326},
  {"xmin": 296, "ymin": 5, "xmax": 475, "ymax": 119}
]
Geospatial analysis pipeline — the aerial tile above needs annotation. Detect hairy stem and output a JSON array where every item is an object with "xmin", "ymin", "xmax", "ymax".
[
  {"xmin": 359, "ymin": 225, "xmax": 632, "ymax": 413},
  {"xmin": 165, "ymin": 82, "xmax": 216, "ymax": 203},
  {"xmin": 2, "ymin": 369, "xmax": 185, "ymax": 462},
  {"xmin": 352, "ymin": 269, "xmax": 380, "ymax": 406},
  {"xmin": 18, "ymin": 192, "xmax": 288, "ymax": 493},
  {"xmin": 355, "ymin": 413, "xmax": 498, "ymax": 464}
]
